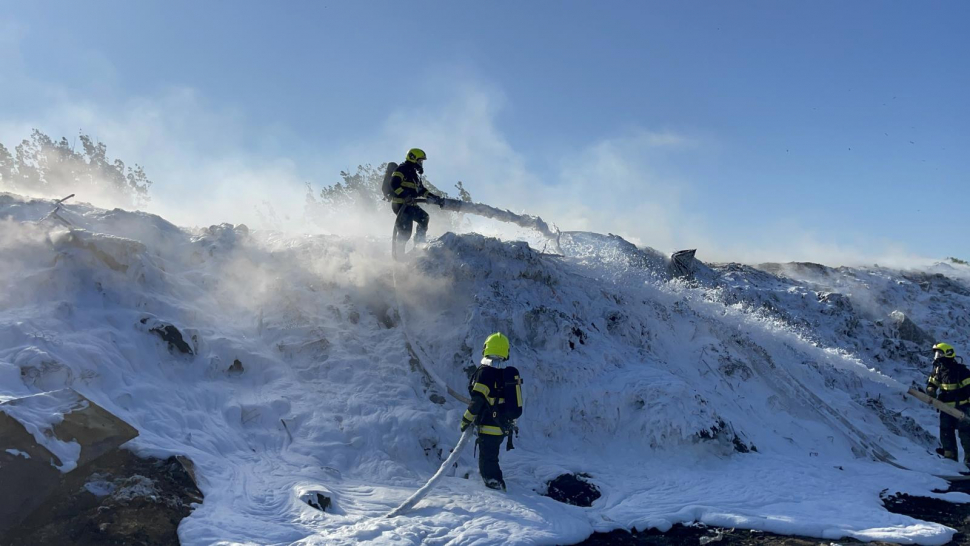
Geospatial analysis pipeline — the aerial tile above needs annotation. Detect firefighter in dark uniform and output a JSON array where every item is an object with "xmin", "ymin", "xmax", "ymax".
[
  {"xmin": 389, "ymin": 148, "xmax": 441, "ymax": 260},
  {"xmin": 460, "ymin": 333, "xmax": 511, "ymax": 491},
  {"xmin": 926, "ymin": 342, "xmax": 970, "ymax": 462}
]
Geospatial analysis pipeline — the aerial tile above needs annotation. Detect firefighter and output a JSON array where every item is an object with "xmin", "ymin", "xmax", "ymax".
[
  {"xmin": 926, "ymin": 342, "xmax": 970, "ymax": 462},
  {"xmin": 460, "ymin": 333, "xmax": 512, "ymax": 491},
  {"xmin": 388, "ymin": 148, "xmax": 442, "ymax": 260}
]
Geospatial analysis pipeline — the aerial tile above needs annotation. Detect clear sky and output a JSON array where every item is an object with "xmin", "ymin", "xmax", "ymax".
[{"xmin": 1, "ymin": 1, "xmax": 967, "ymax": 264}]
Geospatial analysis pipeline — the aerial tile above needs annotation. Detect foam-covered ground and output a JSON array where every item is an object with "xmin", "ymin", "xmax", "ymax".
[{"xmin": 2, "ymin": 193, "xmax": 969, "ymax": 545}]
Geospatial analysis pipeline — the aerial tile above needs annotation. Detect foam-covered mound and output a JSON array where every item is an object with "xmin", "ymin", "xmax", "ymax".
[{"xmin": 1, "ymin": 193, "xmax": 968, "ymax": 545}]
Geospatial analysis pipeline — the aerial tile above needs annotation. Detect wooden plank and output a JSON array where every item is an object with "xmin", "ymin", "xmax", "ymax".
[{"xmin": 907, "ymin": 387, "xmax": 968, "ymax": 421}]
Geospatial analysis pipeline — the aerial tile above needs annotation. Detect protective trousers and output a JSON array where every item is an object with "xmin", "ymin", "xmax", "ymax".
[
  {"xmin": 392, "ymin": 203, "xmax": 429, "ymax": 259},
  {"xmin": 477, "ymin": 433, "xmax": 505, "ymax": 490},
  {"xmin": 939, "ymin": 411, "xmax": 970, "ymax": 462}
]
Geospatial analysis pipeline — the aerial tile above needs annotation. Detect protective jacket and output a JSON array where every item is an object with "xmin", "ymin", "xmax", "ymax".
[
  {"xmin": 460, "ymin": 364, "xmax": 507, "ymax": 437},
  {"xmin": 927, "ymin": 356, "xmax": 970, "ymax": 408},
  {"xmin": 388, "ymin": 161, "xmax": 428, "ymax": 204}
]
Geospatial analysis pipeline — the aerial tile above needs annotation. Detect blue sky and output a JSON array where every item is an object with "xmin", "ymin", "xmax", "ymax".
[{"xmin": 1, "ymin": 1, "xmax": 967, "ymax": 264}]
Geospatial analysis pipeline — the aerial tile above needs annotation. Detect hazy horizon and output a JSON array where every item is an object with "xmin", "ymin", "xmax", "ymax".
[{"xmin": 1, "ymin": 1, "xmax": 967, "ymax": 266}]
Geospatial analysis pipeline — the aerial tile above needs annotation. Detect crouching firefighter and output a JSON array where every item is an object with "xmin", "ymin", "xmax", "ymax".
[
  {"xmin": 459, "ymin": 332, "xmax": 524, "ymax": 491},
  {"xmin": 926, "ymin": 342, "xmax": 970, "ymax": 462},
  {"xmin": 383, "ymin": 148, "xmax": 443, "ymax": 261}
]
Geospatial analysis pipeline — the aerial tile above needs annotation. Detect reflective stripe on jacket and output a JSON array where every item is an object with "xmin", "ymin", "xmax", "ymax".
[
  {"xmin": 389, "ymin": 161, "xmax": 426, "ymax": 204},
  {"xmin": 460, "ymin": 365, "xmax": 506, "ymax": 436},
  {"xmin": 928, "ymin": 357, "xmax": 970, "ymax": 408}
]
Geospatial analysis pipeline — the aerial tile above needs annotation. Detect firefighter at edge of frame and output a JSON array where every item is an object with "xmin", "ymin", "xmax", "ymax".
[{"xmin": 926, "ymin": 342, "xmax": 970, "ymax": 463}]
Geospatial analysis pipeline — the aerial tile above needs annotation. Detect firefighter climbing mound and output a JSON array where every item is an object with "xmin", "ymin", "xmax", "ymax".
[{"xmin": 461, "ymin": 332, "xmax": 524, "ymax": 491}]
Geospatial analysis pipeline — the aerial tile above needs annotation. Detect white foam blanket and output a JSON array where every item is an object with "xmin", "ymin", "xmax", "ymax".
[{"xmin": 1, "ymin": 192, "xmax": 968, "ymax": 545}]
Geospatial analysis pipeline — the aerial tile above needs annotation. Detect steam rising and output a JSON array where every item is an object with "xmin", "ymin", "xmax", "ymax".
[{"xmin": 0, "ymin": 66, "xmax": 948, "ymax": 267}]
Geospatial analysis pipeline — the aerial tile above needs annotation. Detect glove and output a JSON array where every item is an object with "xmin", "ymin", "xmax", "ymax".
[{"xmin": 460, "ymin": 419, "xmax": 470, "ymax": 432}]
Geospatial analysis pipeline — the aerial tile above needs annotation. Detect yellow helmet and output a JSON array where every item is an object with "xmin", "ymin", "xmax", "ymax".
[
  {"xmin": 482, "ymin": 332, "xmax": 510, "ymax": 360},
  {"xmin": 933, "ymin": 342, "xmax": 956, "ymax": 358},
  {"xmin": 406, "ymin": 148, "xmax": 427, "ymax": 163}
]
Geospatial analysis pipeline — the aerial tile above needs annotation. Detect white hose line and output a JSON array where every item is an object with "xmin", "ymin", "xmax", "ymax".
[
  {"xmin": 386, "ymin": 428, "xmax": 474, "ymax": 518},
  {"xmin": 391, "ymin": 204, "xmax": 471, "ymax": 405}
]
